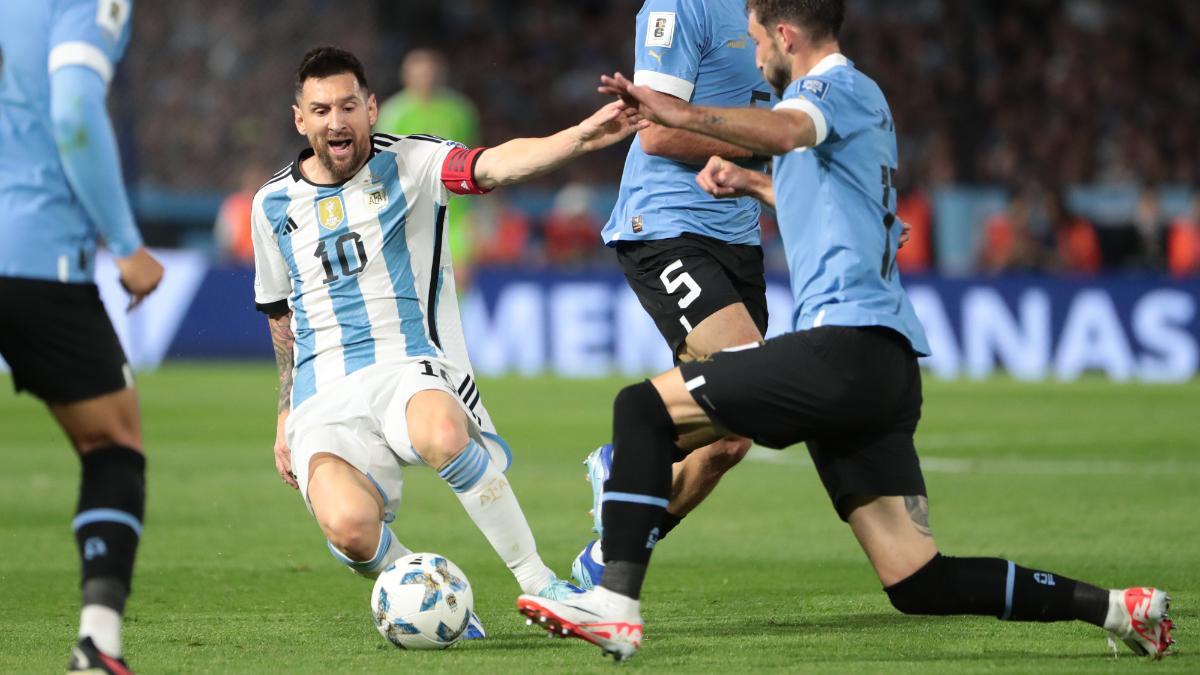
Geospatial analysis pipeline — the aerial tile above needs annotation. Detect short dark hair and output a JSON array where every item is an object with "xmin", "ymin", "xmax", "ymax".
[
  {"xmin": 294, "ymin": 46, "xmax": 369, "ymax": 99},
  {"xmin": 748, "ymin": 0, "xmax": 844, "ymax": 42}
]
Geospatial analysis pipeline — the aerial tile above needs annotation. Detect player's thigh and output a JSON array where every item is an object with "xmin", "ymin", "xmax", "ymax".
[
  {"xmin": 616, "ymin": 235, "xmax": 751, "ymax": 360},
  {"xmin": 378, "ymin": 359, "xmax": 491, "ymax": 471},
  {"xmin": 845, "ymin": 495, "xmax": 938, "ymax": 587},
  {"xmin": 48, "ymin": 388, "xmax": 142, "ymax": 453},
  {"xmin": 405, "ymin": 389, "xmax": 471, "ymax": 468},
  {"xmin": 307, "ymin": 453, "xmax": 386, "ymax": 535},
  {"xmin": 680, "ymin": 302, "xmax": 763, "ymax": 362}
]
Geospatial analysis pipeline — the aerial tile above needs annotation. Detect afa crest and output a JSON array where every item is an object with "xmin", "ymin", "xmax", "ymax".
[{"xmin": 316, "ymin": 195, "xmax": 346, "ymax": 230}]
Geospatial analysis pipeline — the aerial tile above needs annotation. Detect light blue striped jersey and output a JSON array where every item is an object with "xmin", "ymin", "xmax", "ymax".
[
  {"xmin": 773, "ymin": 54, "xmax": 930, "ymax": 355},
  {"xmin": 252, "ymin": 134, "xmax": 476, "ymax": 410},
  {"xmin": 603, "ymin": 0, "xmax": 773, "ymax": 246},
  {"xmin": 0, "ymin": 0, "xmax": 137, "ymax": 282}
]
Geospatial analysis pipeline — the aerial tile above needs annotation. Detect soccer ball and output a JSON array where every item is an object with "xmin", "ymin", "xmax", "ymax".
[{"xmin": 370, "ymin": 552, "xmax": 474, "ymax": 650}]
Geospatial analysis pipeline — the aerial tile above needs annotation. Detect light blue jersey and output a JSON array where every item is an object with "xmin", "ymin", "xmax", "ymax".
[
  {"xmin": 603, "ymin": 0, "xmax": 772, "ymax": 246},
  {"xmin": 0, "ymin": 0, "xmax": 139, "ymax": 283},
  {"xmin": 773, "ymin": 54, "xmax": 930, "ymax": 356}
]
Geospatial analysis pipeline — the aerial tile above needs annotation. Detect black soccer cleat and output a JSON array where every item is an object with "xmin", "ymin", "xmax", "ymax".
[{"xmin": 67, "ymin": 637, "xmax": 133, "ymax": 675}]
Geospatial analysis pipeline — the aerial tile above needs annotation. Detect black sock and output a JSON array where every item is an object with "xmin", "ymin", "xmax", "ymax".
[
  {"xmin": 74, "ymin": 446, "xmax": 145, "ymax": 605},
  {"xmin": 885, "ymin": 554, "xmax": 1110, "ymax": 625},
  {"xmin": 657, "ymin": 512, "xmax": 684, "ymax": 541},
  {"xmin": 599, "ymin": 381, "xmax": 675, "ymax": 598}
]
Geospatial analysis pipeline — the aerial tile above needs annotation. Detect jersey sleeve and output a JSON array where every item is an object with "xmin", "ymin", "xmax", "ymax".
[
  {"xmin": 632, "ymin": 0, "xmax": 707, "ymax": 101},
  {"xmin": 393, "ymin": 135, "xmax": 493, "ymax": 202},
  {"xmin": 251, "ymin": 193, "xmax": 292, "ymax": 314},
  {"xmin": 774, "ymin": 74, "xmax": 862, "ymax": 147},
  {"xmin": 48, "ymin": 0, "xmax": 133, "ymax": 86}
]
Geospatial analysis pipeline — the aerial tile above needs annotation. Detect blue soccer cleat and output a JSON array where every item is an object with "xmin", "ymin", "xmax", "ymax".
[
  {"xmin": 537, "ymin": 575, "xmax": 584, "ymax": 601},
  {"xmin": 462, "ymin": 610, "xmax": 486, "ymax": 640},
  {"xmin": 571, "ymin": 539, "xmax": 605, "ymax": 590},
  {"xmin": 584, "ymin": 444, "xmax": 613, "ymax": 537}
]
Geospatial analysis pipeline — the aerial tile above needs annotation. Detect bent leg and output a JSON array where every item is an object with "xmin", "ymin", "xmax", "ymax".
[{"xmin": 307, "ymin": 452, "xmax": 408, "ymax": 577}]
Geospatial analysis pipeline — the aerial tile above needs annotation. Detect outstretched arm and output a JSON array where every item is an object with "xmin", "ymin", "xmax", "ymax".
[
  {"xmin": 601, "ymin": 72, "xmax": 816, "ymax": 156},
  {"xmin": 268, "ymin": 311, "xmax": 298, "ymax": 489},
  {"xmin": 696, "ymin": 156, "xmax": 775, "ymax": 207},
  {"xmin": 473, "ymin": 101, "xmax": 647, "ymax": 189}
]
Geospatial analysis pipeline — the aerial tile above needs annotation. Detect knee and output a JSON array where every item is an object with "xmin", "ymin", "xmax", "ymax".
[
  {"xmin": 410, "ymin": 415, "xmax": 470, "ymax": 469},
  {"xmin": 320, "ymin": 508, "xmax": 381, "ymax": 561},
  {"xmin": 705, "ymin": 436, "xmax": 751, "ymax": 473}
]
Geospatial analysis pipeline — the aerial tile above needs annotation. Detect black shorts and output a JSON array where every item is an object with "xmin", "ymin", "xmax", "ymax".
[
  {"xmin": 616, "ymin": 233, "xmax": 767, "ymax": 358},
  {"xmin": 679, "ymin": 325, "xmax": 925, "ymax": 520},
  {"xmin": 0, "ymin": 277, "xmax": 130, "ymax": 404}
]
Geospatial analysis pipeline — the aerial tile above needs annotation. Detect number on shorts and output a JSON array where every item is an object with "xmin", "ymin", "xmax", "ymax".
[{"xmin": 660, "ymin": 260, "xmax": 701, "ymax": 309}]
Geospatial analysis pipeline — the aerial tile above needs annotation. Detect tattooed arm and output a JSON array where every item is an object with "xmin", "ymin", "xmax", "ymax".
[{"xmin": 268, "ymin": 311, "xmax": 298, "ymax": 489}]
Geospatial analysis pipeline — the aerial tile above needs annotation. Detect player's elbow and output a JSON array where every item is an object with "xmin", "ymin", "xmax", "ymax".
[
  {"xmin": 49, "ymin": 101, "xmax": 91, "ymax": 152},
  {"xmin": 764, "ymin": 130, "xmax": 801, "ymax": 156}
]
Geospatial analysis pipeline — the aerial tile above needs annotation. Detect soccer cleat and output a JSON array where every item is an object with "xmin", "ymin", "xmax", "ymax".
[
  {"xmin": 570, "ymin": 539, "xmax": 605, "ymax": 590},
  {"xmin": 536, "ymin": 575, "xmax": 584, "ymax": 601},
  {"xmin": 67, "ymin": 637, "xmax": 132, "ymax": 675},
  {"xmin": 517, "ymin": 588, "xmax": 643, "ymax": 662},
  {"xmin": 584, "ymin": 444, "xmax": 613, "ymax": 537},
  {"xmin": 462, "ymin": 610, "xmax": 487, "ymax": 640},
  {"xmin": 1106, "ymin": 587, "xmax": 1174, "ymax": 659}
]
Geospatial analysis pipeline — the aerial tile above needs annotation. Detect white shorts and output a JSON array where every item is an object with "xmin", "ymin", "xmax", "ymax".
[{"xmin": 286, "ymin": 358, "xmax": 511, "ymax": 519}]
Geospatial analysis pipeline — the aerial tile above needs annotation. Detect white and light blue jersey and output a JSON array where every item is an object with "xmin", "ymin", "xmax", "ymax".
[
  {"xmin": 252, "ymin": 134, "xmax": 476, "ymax": 410},
  {"xmin": 603, "ymin": 0, "xmax": 772, "ymax": 246},
  {"xmin": 773, "ymin": 54, "xmax": 930, "ymax": 356},
  {"xmin": 0, "ymin": 0, "xmax": 139, "ymax": 283}
]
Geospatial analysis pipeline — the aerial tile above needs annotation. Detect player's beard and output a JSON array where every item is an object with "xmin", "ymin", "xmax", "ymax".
[
  {"xmin": 763, "ymin": 52, "xmax": 792, "ymax": 98},
  {"xmin": 315, "ymin": 133, "xmax": 370, "ymax": 182}
]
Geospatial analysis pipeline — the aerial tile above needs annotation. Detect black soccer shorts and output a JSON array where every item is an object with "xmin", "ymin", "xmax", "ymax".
[
  {"xmin": 679, "ymin": 325, "xmax": 926, "ymax": 520},
  {"xmin": 0, "ymin": 277, "xmax": 130, "ymax": 404},
  {"xmin": 616, "ymin": 233, "xmax": 767, "ymax": 359}
]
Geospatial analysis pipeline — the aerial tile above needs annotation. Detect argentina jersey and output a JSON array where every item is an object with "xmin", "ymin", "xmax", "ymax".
[
  {"xmin": 252, "ymin": 133, "xmax": 474, "ymax": 410},
  {"xmin": 0, "ymin": 0, "xmax": 138, "ymax": 283},
  {"xmin": 772, "ymin": 54, "xmax": 930, "ymax": 356},
  {"xmin": 603, "ymin": 0, "xmax": 773, "ymax": 246}
]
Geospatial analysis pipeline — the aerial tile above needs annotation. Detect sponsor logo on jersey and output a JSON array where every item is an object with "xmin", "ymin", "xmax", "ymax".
[
  {"xmin": 316, "ymin": 195, "xmax": 347, "ymax": 230},
  {"xmin": 645, "ymin": 12, "xmax": 676, "ymax": 48},
  {"xmin": 800, "ymin": 79, "xmax": 829, "ymax": 100},
  {"xmin": 647, "ymin": 49, "xmax": 663, "ymax": 66}
]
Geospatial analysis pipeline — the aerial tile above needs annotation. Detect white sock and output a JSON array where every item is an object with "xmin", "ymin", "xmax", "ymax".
[
  {"xmin": 1103, "ymin": 589, "xmax": 1127, "ymax": 633},
  {"xmin": 80, "ymin": 605, "xmax": 122, "ymax": 657},
  {"xmin": 591, "ymin": 585, "xmax": 641, "ymax": 618},
  {"xmin": 327, "ymin": 523, "xmax": 412, "ymax": 579},
  {"xmin": 590, "ymin": 540, "xmax": 605, "ymax": 565},
  {"xmin": 438, "ymin": 440, "xmax": 554, "ymax": 594}
]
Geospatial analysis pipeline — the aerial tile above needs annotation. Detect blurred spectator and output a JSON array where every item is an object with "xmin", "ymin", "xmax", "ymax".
[
  {"xmin": 472, "ymin": 197, "xmax": 533, "ymax": 266},
  {"xmin": 978, "ymin": 188, "xmax": 1046, "ymax": 274},
  {"xmin": 1168, "ymin": 194, "xmax": 1200, "ymax": 277},
  {"xmin": 895, "ymin": 190, "xmax": 933, "ymax": 274},
  {"xmin": 377, "ymin": 49, "xmax": 483, "ymax": 285},
  {"xmin": 543, "ymin": 184, "xmax": 602, "ymax": 266},
  {"xmin": 1046, "ymin": 191, "xmax": 1101, "ymax": 275},
  {"xmin": 213, "ymin": 165, "xmax": 269, "ymax": 264},
  {"xmin": 1130, "ymin": 187, "xmax": 1168, "ymax": 270}
]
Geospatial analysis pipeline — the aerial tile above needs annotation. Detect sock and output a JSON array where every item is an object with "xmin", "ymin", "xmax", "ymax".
[
  {"xmin": 658, "ymin": 511, "xmax": 684, "ymax": 541},
  {"xmin": 885, "ymin": 553, "xmax": 1111, "ymax": 624},
  {"xmin": 438, "ymin": 439, "xmax": 553, "ymax": 595},
  {"xmin": 599, "ymin": 381, "xmax": 675, "ymax": 599},
  {"xmin": 73, "ymin": 446, "xmax": 145, "ymax": 656},
  {"xmin": 326, "ymin": 523, "xmax": 411, "ymax": 579}
]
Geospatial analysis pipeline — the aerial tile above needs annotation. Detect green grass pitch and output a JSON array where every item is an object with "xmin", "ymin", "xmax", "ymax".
[{"xmin": 1, "ymin": 363, "xmax": 1196, "ymax": 673}]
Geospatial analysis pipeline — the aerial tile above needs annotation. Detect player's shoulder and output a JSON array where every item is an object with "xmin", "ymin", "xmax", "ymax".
[
  {"xmin": 373, "ymin": 132, "xmax": 464, "ymax": 156},
  {"xmin": 786, "ymin": 56, "xmax": 865, "ymax": 101},
  {"xmin": 254, "ymin": 162, "xmax": 295, "ymax": 203}
]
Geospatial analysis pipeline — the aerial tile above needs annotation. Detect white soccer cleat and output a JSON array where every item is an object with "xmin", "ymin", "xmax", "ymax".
[
  {"xmin": 1106, "ymin": 587, "xmax": 1174, "ymax": 659},
  {"xmin": 517, "ymin": 587, "xmax": 643, "ymax": 662},
  {"xmin": 584, "ymin": 444, "xmax": 613, "ymax": 537}
]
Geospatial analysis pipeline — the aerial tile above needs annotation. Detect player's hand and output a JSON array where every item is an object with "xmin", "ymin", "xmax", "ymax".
[
  {"xmin": 576, "ymin": 100, "xmax": 649, "ymax": 152},
  {"xmin": 116, "ymin": 247, "xmax": 164, "ymax": 311},
  {"xmin": 897, "ymin": 218, "xmax": 912, "ymax": 249},
  {"xmin": 599, "ymin": 72, "xmax": 689, "ymax": 129},
  {"xmin": 274, "ymin": 412, "xmax": 298, "ymax": 490},
  {"xmin": 696, "ymin": 156, "xmax": 758, "ymax": 199}
]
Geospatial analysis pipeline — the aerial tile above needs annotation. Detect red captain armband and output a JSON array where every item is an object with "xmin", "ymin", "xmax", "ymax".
[{"xmin": 441, "ymin": 146, "xmax": 492, "ymax": 195}]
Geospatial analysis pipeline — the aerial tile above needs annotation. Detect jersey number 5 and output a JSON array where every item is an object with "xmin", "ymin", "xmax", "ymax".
[
  {"xmin": 880, "ymin": 165, "xmax": 897, "ymax": 279},
  {"xmin": 315, "ymin": 232, "xmax": 368, "ymax": 285}
]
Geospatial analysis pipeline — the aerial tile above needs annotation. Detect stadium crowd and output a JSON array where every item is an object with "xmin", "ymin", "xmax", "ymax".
[{"xmin": 124, "ymin": 0, "xmax": 1200, "ymax": 276}]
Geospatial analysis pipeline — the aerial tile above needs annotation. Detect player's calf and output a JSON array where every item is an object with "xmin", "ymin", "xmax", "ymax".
[{"xmin": 73, "ymin": 445, "xmax": 145, "ymax": 659}]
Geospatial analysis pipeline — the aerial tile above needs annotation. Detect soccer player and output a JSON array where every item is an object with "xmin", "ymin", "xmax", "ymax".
[
  {"xmin": 0, "ymin": 1, "xmax": 163, "ymax": 672},
  {"xmin": 570, "ymin": 0, "xmax": 777, "ymax": 591},
  {"xmin": 518, "ymin": 0, "xmax": 1173, "ymax": 661},
  {"xmin": 253, "ymin": 47, "xmax": 644, "ymax": 635}
]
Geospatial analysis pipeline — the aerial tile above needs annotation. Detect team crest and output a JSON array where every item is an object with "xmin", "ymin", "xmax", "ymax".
[
  {"xmin": 316, "ymin": 195, "xmax": 346, "ymax": 230},
  {"xmin": 365, "ymin": 187, "xmax": 388, "ymax": 210}
]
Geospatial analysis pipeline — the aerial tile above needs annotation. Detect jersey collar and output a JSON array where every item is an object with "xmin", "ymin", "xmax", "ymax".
[
  {"xmin": 289, "ymin": 146, "xmax": 377, "ymax": 188},
  {"xmin": 806, "ymin": 53, "xmax": 850, "ymax": 77}
]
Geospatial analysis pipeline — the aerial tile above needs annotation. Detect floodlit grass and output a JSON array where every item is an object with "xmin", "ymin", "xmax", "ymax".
[{"xmin": 1, "ymin": 364, "xmax": 1195, "ymax": 672}]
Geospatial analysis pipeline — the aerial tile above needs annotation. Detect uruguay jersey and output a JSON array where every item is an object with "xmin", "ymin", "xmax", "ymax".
[
  {"xmin": 0, "ymin": 0, "xmax": 139, "ymax": 283},
  {"xmin": 252, "ymin": 134, "xmax": 480, "ymax": 411},
  {"xmin": 773, "ymin": 54, "xmax": 930, "ymax": 356},
  {"xmin": 603, "ymin": 0, "xmax": 772, "ymax": 246}
]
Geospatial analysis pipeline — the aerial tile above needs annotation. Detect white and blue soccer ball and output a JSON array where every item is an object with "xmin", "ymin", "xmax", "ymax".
[{"xmin": 370, "ymin": 552, "xmax": 474, "ymax": 650}]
